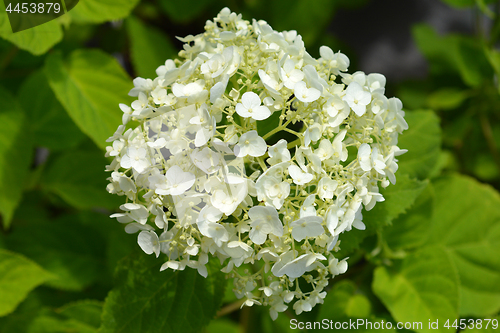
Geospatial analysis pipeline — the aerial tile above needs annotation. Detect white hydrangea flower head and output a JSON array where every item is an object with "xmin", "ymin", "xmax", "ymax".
[{"xmin": 106, "ymin": 7, "xmax": 408, "ymax": 319}]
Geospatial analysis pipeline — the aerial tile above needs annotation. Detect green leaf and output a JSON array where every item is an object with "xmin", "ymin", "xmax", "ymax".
[
  {"xmin": 0, "ymin": 290, "xmax": 44, "ymax": 333},
  {"xmin": 27, "ymin": 300, "xmax": 102, "ymax": 333},
  {"xmin": 319, "ymin": 280, "xmax": 371, "ymax": 321},
  {"xmin": 412, "ymin": 24, "xmax": 459, "ymax": 75},
  {"xmin": 440, "ymin": 0, "xmax": 497, "ymax": 8},
  {"xmin": 454, "ymin": 37, "xmax": 492, "ymax": 87},
  {"xmin": 364, "ymin": 175, "xmax": 428, "ymax": 229},
  {"xmin": 338, "ymin": 175, "xmax": 428, "ymax": 256},
  {"xmin": 372, "ymin": 246, "xmax": 460, "ymax": 333},
  {"xmin": 41, "ymin": 150, "xmax": 122, "ymax": 210},
  {"xmin": 427, "ymin": 88, "xmax": 469, "ymax": 111},
  {"xmin": 100, "ymin": 253, "xmax": 227, "ymax": 333},
  {"xmin": 473, "ymin": 153, "xmax": 500, "ymax": 181},
  {"xmin": 413, "ymin": 24, "xmax": 492, "ymax": 87},
  {"xmin": 397, "ymin": 110, "xmax": 441, "ymax": 180},
  {"xmin": 316, "ymin": 280, "xmax": 397, "ymax": 332},
  {"xmin": 0, "ymin": 87, "xmax": 33, "ymax": 228},
  {"xmin": 28, "ymin": 316, "xmax": 96, "ymax": 333},
  {"xmin": 126, "ymin": 16, "xmax": 177, "ymax": 78},
  {"xmin": 58, "ymin": 300, "xmax": 103, "ymax": 329},
  {"xmin": 77, "ymin": 211, "xmax": 137, "ymax": 275},
  {"xmin": 440, "ymin": 0, "xmax": 475, "ymax": 7},
  {"xmin": 68, "ymin": 0, "xmax": 141, "ymax": 24},
  {"xmin": 486, "ymin": 48, "xmax": 500, "ymax": 74},
  {"xmin": 382, "ymin": 183, "xmax": 434, "ymax": 251},
  {"xmin": 158, "ymin": 0, "xmax": 216, "ymax": 23},
  {"xmin": 397, "ymin": 81, "xmax": 430, "ymax": 110},
  {"xmin": 206, "ymin": 319, "xmax": 240, "ymax": 333},
  {"xmin": 426, "ymin": 175, "xmax": 500, "ymax": 316},
  {"xmin": 485, "ymin": 48, "xmax": 500, "ymax": 93},
  {"xmin": 45, "ymin": 50, "xmax": 133, "ymax": 149},
  {"xmin": 18, "ymin": 70, "xmax": 85, "ymax": 150},
  {"xmin": 2, "ymin": 210, "xmax": 108, "ymax": 291},
  {"xmin": 0, "ymin": 2, "xmax": 62, "ymax": 55},
  {"xmin": 0, "ymin": 249, "xmax": 53, "ymax": 316}
]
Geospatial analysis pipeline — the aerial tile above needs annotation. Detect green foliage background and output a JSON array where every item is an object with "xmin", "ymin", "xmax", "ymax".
[{"xmin": 0, "ymin": 0, "xmax": 499, "ymax": 332}]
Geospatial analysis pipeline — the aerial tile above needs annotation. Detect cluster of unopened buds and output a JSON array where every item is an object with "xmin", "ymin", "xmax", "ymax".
[{"xmin": 105, "ymin": 7, "xmax": 408, "ymax": 319}]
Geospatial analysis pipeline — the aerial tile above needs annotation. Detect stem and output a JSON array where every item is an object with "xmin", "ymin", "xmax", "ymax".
[
  {"xmin": 287, "ymin": 138, "xmax": 301, "ymax": 149},
  {"xmin": 256, "ymin": 156, "xmax": 268, "ymax": 172},
  {"xmin": 0, "ymin": 46, "xmax": 18, "ymax": 74},
  {"xmin": 262, "ymin": 118, "xmax": 292, "ymax": 140},
  {"xmin": 215, "ymin": 299, "xmax": 245, "ymax": 318},
  {"xmin": 479, "ymin": 112, "xmax": 500, "ymax": 170}
]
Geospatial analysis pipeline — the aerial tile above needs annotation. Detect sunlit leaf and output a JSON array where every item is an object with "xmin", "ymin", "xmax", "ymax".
[
  {"xmin": 397, "ymin": 110, "xmax": 441, "ymax": 180},
  {"xmin": 2, "ymin": 212, "xmax": 108, "ymax": 291},
  {"xmin": 426, "ymin": 175, "xmax": 500, "ymax": 316},
  {"xmin": 18, "ymin": 70, "xmax": 85, "ymax": 150},
  {"xmin": 45, "ymin": 50, "xmax": 132, "ymax": 149},
  {"xmin": 0, "ymin": 250, "xmax": 53, "ymax": 317},
  {"xmin": 373, "ymin": 246, "xmax": 460, "ymax": 333},
  {"xmin": 0, "ymin": 87, "xmax": 33, "ymax": 228},
  {"xmin": 427, "ymin": 88, "xmax": 469, "ymax": 111},
  {"xmin": 68, "ymin": 0, "xmax": 141, "ymax": 24},
  {"xmin": 338, "ymin": 175, "xmax": 428, "ymax": 256},
  {"xmin": 41, "ymin": 150, "xmax": 122, "ymax": 210},
  {"xmin": 126, "ymin": 16, "xmax": 177, "ymax": 78},
  {"xmin": 100, "ymin": 253, "xmax": 226, "ymax": 333},
  {"xmin": 382, "ymin": 184, "xmax": 434, "ymax": 251}
]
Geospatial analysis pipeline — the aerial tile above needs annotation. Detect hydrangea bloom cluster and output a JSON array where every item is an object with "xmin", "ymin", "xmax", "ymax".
[{"xmin": 105, "ymin": 8, "xmax": 408, "ymax": 319}]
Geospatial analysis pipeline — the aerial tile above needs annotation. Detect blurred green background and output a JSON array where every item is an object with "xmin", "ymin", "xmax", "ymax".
[{"xmin": 0, "ymin": 0, "xmax": 499, "ymax": 332}]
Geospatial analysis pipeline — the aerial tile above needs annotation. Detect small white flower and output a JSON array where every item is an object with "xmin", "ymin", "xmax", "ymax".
[
  {"xmin": 279, "ymin": 59, "xmax": 304, "ymax": 89},
  {"xmin": 343, "ymin": 81, "xmax": 372, "ymax": 116},
  {"xmin": 138, "ymin": 230, "xmax": 160, "ymax": 257},
  {"xmin": 358, "ymin": 144, "xmax": 386, "ymax": 174},
  {"xmin": 256, "ymin": 175, "xmax": 290, "ymax": 209},
  {"xmin": 258, "ymin": 69, "xmax": 282, "ymax": 95},
  {"xmin": 317, "ymin": 177, "xmax": 338, "ymax": 200},
  {"xmin": 210, "ymin": 78, "xmax": 228, "ymax": 103},
  {"xmin": 191, "ymin": 147, "xmax": 221, "ymax": 174},
  {"xmin": 120, "ymin": 146, "xmax": 150, "ymax": 173},
  {"xmin": 248, "ymin": 206, "xmax": 283, "ymax": 245},
  {"xmin": 319, "ymin": 46, "xmax": 349, "ymax": 73},
  {"xmin": 197, "ymin": 206, "xmax": 228, "ymax": 246},
  {"xmin": 235, "ymin": 92, "xmax": 271, "ymax": 120},
  {"xmin": 172, "ymin": 80, "xmax": 208, "ymax": 104},
  {"xmin": 367, "ymin": 73, "xmax": 386, "ymax": 92},
  {"xmin": 114, "ymin": 203, "xmax": 149, "ymax": 224},
  {"xmin": 358, "ymin": 143, "xmax": 372, "ymax": 172},
  {"xmin": 303, "ymin": 124, "xmax": 322, "ymax": 147},
  {"xmin": 267, "ymin": 139, "xmax": 291, "ymax": 165},
  {"xmin": 290, "ymin": 216, "xmax": 324, "ymax": 241},
  {"xmin": 314, "ymin": 139, "xmax": 334, "ymax": 161},
  {"xmin": 275, "ymin": 253, "xmax": 325, "ymax": 279},
  {"xmin": 234, "ymin": 130, "xmax": 267, "ymax": 157},
  {"xmin": 131, "ymin": 92, "xmax": 153, "ymax": 117},
  {"xmin": 294, "ymin": 81, "xmax": 320, "ymax": 103},
  {"xmin": 165, "ymin": 165, "xmax": 196, "ymax": 196},
  {"xmin": 329, "ymin": 257, "xmax": 348, "ymax": 276},
  {"xmin": 288, "ymin": 165, "xmax": 313, "ymax": 185},
  {"xmin": 300, "ymin": 194, "xmax": 317, "ymax": 218}
]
